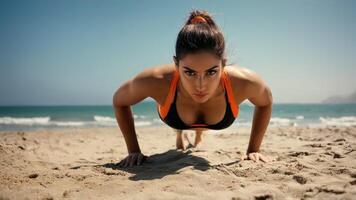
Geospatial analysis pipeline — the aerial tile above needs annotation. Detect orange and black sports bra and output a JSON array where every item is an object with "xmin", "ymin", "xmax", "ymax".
[{"xmin": 157, "ymin": 69, "xmax": 239, "ymax": 130}]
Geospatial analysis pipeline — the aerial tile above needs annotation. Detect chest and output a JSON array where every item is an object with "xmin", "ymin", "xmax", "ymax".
[{"xmin": 175, "ymin": 92, "xmax": 227, "ymax": 125}]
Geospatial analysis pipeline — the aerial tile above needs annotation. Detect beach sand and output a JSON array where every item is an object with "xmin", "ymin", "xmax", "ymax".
[{"xmin": 1, "ymin": 125, "xmax": 355, "ymax": 200}]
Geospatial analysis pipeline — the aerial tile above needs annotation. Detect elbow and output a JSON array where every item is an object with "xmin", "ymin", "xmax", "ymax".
[
  {"xmin": 113, "ymin": 83, "xmax": 132, "ymax": 107},
  {"xmin": 258, "ymin": 87, "xmax": 273, "ymax": 107},
  {"xmin": 267, "ymin": 87, "xmax": 273, "ymax": 105},
  {"xmin": 112, "ymin": 89, "xmax": 119, "ymax": 107},
  {"xmin": 112, "ymin": 87, "xmax": 124, "ymax": 107}
]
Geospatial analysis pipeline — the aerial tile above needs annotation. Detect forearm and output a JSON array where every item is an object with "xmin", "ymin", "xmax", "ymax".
[
  {"xmin": 247, "ymin": 104, "xmax": 272, "ymax": 153},
  {"xmin": 114, "ymin": 105, "xmax": 141, "ymax": 153}
]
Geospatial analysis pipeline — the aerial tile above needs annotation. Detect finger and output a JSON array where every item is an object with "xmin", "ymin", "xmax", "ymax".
[
  {"xmin": 249, "ymin": 154, "xmax": 256, "ymax": 162},
  {"xmin": 246, "ymin": 154, "xmax": 252, "ymax": 161},
  {"xmin": 255, "ymin": 153, "xmax": 260, "ymax": 162},
  {"xmin": 244, "ymin": 155, "xmax": 248, "ymax": 160},
  {"xmin": 260, "ymin": 154, "xmax": 270, "ymax": 163},
  {"xmin": 259, "ymin": 154, "xmax": 267, "ymax": 162},
  {"xmin": 129, "ymin": 154, "xmax": 137, "ymax": 167}
]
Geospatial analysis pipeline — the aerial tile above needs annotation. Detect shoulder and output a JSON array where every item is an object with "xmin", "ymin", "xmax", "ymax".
[
  {"xmin": 133, "ymin": 63, "xmax": 176, "ymax": 84},
  {"xmin": 113, "ymin": 63, "xmax": 176, "ymax": 106},
  {"xmin": 223, "ymin": 65, "xmax": 272, "ymax": 105},
  {"xmin": 224, "ymin": 65, "xmax": 260, "ymax": 83},
  {"xmin": 131, "ymin": 63, "xmax": 176, "ymax": 103}
]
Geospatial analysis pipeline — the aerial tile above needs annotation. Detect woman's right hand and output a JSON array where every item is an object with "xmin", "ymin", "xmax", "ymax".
[{"xmin": 119, "ymin": 152, "xmax": 148, "ymax": 167}]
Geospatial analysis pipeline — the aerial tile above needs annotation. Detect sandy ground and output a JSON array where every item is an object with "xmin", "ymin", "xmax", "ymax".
[{"xmin": 0, "ymin": 125, "xmax": 356, "ymax": 200}]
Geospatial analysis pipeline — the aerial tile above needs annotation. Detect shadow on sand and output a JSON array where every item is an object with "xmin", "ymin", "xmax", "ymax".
[
  {"xmin": 69, "ymin": 148, "xmax": 241, "ymax": 181},
  {"xmin": 101, "ymin": 149, "xmax": 212, "ymax": 181}
]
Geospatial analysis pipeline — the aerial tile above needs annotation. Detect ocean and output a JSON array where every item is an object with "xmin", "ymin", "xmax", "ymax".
[{"xmin": 0, "ymin": 102, "xmax": 355, "ymax": 131}]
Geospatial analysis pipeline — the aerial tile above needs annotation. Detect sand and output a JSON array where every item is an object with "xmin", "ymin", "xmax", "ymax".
[{"xmin": 0, "ymin": 125, "xmax": 356, "ymax": 200}]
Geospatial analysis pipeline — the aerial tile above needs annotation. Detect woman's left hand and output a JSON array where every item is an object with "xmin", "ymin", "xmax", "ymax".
[{"xmin": 240, "ymin": 152, "xmax": 272, "ymax": 163}]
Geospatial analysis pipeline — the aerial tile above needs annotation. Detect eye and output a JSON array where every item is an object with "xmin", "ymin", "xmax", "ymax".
[
  {"xmin": 184, "ymin": 71, "xmax": 196, "ymax": 76},
  {"xmin": 206, "ymin": 70, "xmax": 217, "ymax": 76}
]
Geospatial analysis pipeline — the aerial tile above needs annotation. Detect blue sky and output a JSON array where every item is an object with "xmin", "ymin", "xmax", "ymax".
[{"xmin": 0, "ymin": 0, "xmax": 355, "ymax": 105}]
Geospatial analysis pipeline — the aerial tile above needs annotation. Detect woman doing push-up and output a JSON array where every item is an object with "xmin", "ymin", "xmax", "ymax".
[{"xmin": 113, "ymin": 10, "xmax": 273, "ymax": 167}]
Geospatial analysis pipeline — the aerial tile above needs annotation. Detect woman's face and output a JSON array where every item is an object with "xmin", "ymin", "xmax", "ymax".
[{"xmin": 174, "ymin": 52, "xmax": 224, "ymax": 103}]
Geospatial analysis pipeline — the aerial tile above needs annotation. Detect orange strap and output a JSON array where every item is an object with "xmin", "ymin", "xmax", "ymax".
[
  {"xmin": 222, "ymin": 71, "xmax": 239, "ymax": 118},
  {"xmin": 157, "ymin": 70, "xmax": 179, "ymax": 119}
]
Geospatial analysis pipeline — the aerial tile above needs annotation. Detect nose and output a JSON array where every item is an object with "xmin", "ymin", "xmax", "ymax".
[{"xmin": 195, "ymin": 74, "xmax": 206, "ymax": 92}]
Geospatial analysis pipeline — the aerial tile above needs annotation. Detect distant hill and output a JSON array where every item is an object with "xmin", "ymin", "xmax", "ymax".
[{"xmin": 322, "ymin": 90, "xmax": 356, "ymax": 104}]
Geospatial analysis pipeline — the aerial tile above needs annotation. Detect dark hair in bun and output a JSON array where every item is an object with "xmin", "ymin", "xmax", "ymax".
[{"xmin": 175, "ymin": 10, "xmax": 226, "ymax": 66}]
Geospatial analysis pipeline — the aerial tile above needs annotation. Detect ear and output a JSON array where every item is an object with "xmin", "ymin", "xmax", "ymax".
[{"xmin": 173, "ymin": 56, "xmax": 179, "ymax": 66}]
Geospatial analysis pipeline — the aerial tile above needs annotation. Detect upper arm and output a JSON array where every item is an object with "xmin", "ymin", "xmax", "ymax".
[
  {"xmin": 113, "ymin": 69, "xmax": 160, "ymax": 106},
  {"xmin": 243, "ymin": 69, "xmax": 273, "ymax": 107}
]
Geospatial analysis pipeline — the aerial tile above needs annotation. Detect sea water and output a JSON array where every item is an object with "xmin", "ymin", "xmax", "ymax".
[{"xmin": 0, "ymin": 102, "xmax": 355, "ymax": 131}]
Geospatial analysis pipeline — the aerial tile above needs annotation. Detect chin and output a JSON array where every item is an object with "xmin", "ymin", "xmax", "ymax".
[{"xmin": 192, "ymin": 96, "xmax": 209, "ymax": 103}]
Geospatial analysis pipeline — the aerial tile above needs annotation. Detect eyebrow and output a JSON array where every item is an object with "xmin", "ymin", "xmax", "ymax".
[{"xmin": 182, "ymin": 65, "xmax": 219, "ymax": 72}]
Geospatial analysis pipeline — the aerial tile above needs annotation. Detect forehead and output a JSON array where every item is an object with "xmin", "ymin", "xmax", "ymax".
[{"xmin": 180, "ymin": 52, "xmax": 221, "ymax": 71}]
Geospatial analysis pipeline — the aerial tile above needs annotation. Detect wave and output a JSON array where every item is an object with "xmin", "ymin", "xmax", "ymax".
[
  {"xmin": 133, "ymin": 115, "xmax": 147, "ymax": 119},
  {"xmin": 0, "ymin": 116, "xmax": 297, "ymax": 128},
  {"xmin": 8, "ymin": 115, "xmax": 354, "ymax": 129},
  {"xmin": 0, "ymin": 117, "xmax": 50, "ymax": 125},
  {"xmin": 319, "ymin": 116, "xmax": 356, "ymax": 127},
  {"xmin": 135, "ymin": 121, "xmax": 152, "ymax": 126},
  {"xmin": 94, "ymin": 115, "xmax": 153, "ymax": 127},
  {"xmin": 0, "ymin": 117, "xmax": 88, "ymax": 127},
  {"xmin": 94, "ymin": 115, "xmax": 116, "ymax": 123},
  {"xmin": 235, "ymin": 122, "xmax": 252, "ymax": 127},
  {"xmin": 296, "ymin": 115, "xmax": 304, "ymax": 120},
  {"xmin": 270, "ymin": 117, "xmax": 297, "ymax": 127},
  {"xmin": 53, "ymin": 121, "xmax": 86, "ymax": 127}
]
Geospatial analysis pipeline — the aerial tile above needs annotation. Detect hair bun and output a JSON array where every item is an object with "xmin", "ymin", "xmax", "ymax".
[
  {"xmin": 176, "ymin": 9, "xmax": 225, "ymax": 61},
  {"xmin": 190, "ymin": 15, "xmax": 207, "ymax": 24},
  {"xmin": 186, "ymin": 10, "xmax": 216, "ymax": 28}
]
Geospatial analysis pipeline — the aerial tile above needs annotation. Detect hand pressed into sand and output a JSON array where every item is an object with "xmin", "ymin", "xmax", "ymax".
[
  {"xmin": 119, "ymin": 152, "xmax": 148, "ymax": 167},
  {"xmin": 240, "ymin": 152, "xmax": 272, "ymax": 163}
]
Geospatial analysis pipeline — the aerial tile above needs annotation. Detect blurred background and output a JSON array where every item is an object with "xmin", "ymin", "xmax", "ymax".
[{"xmin": 0, "ymin": 0, "xmax": 355, "ymax": 130}]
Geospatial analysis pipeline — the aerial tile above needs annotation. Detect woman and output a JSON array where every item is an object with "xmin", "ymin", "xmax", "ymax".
[{"xmin": 113, "ymin": 10, "xmax": 273, "ymax": 167}]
